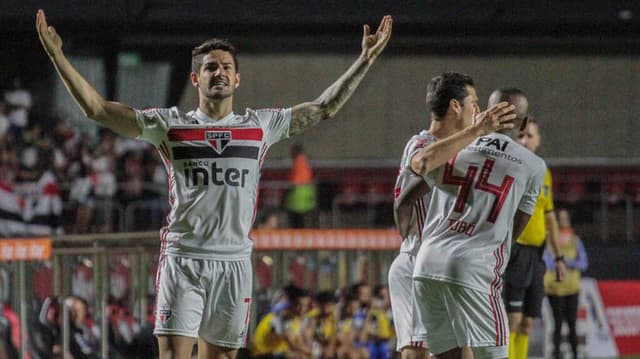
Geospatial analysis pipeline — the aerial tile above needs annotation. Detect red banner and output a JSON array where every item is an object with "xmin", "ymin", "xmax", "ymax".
[{"xmin": 597, "ymin": 280, "xmax": 640, "ymax": 355}]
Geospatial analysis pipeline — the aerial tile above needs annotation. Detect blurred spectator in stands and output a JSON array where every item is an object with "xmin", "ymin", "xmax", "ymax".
[
  {"xmin": 285, "ymin": 143, "xmax": 316, "ymax": 228},
  {"xmin": 0, "ymin": 147, "xmax": 18, "ymax": 185},
  {"xmin": 4, "ymin": 78, "xmax": 32, "ymax": 139},
  {"xmin": 107, "ymin": 300, "xmax": 142, "ymax": 359},
  {"xmin": 544, "ymin": 209, "xmax": 588, "ymax": 359},
  {"xmin": 0, "ymin": 151, "xmax": 27, "ymax": 237},
  {"xmin": 30, "ymin": 296, "xmax": 61, "ymax": 359},
  {"xmin": 336, "ymin": 290, "xmax": 368, "ymax": 359},
  {"xmin": 69, "ymin": 161, "xmax": 95, "ymax": 234},
  {"xmin": 254, "ymin": 207, "xmax": 280, "ymax": 319},
  {"xmin": 0, "ymin": 301, "xmax": 19, "ymax": 359},
  {"xmin": 91, "ymin": 129, "xmax": 117, "ymax": 232},
  {"xmin": 255, "ymin": 206, "xmax": 281, "ymax": 230},
  {"xmin": 15, "ymin": 148, "xmax": 63, "ymax": 236},
  {"xmin": 252, "ymin": 284, "xmax": 312, "ymax": 358},
  {"xmin": 119, "ymin": 150, "xmax": 144, "ymax": 202},
  {"xmin": 0, "ymin": 101, "xmax": 9, "ymax": 146},
  {"xmin": 304, "ymin": 291, "xmax": 338, "ymax": 359},
  {"xmin": 71, "ymin": 257, "xmax": 94, "ymax": 305},
  {"xmin": 353, "ymin": 283, "xmax": 392, "ymax": 359},
  {"xmin": 65, "ymin": 295, "xmax": 99, "ymax": 359}
]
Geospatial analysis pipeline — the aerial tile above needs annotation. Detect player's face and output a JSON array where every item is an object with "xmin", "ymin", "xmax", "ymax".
[
  {"xmin": 193, "ymin": 50, "xmax": 240, "ymax": 101},
  {"xmin": 517, "ymin": 122, "xmax": 541, "ymax": 152},
  {"xmin": 459, "ymin": 86, "xmax": 480, "ymax": 127}
]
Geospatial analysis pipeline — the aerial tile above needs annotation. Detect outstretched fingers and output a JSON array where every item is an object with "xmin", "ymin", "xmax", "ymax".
[{"xmin": 379, "ymin": 15, "xmax": 393, "ymax": 39}]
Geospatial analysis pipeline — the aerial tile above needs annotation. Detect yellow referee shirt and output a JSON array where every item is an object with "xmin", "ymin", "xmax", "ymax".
[{"xmin": 516, "ymin": 168, "xmax": 554, "ymax": 247}]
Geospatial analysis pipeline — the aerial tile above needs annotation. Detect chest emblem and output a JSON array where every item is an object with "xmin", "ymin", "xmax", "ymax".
[{"xmin": 205, "ymin": 131, "xmax": 231, "ymax": 154}]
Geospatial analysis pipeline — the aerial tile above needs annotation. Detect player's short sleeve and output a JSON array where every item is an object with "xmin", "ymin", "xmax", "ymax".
[
  {"xmin": 518, "ymin": 161, "xmax": 547, "ymax": 215},
  {"xmin": 134, "ymin": 108, "xmax": 173, "ymax": 147},
  {"xmin": 254, "ymin": 108, "xmax": 292, "ymax": 147},
  {"xmin": 543, "ymin": 169, "xmax": 555, "ymax": 212},
  {"xmin": 406, "ymin": 135, "xmax": 440, "ymax": 187}
]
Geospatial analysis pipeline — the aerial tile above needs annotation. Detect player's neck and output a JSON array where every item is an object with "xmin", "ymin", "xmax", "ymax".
[
  {"xmin": 198, "ymin": 98, "xmax": 234, "ymax": 121},
  {"xmin": 429, "ymin": 116, "xmax": 463, "ymax": 139}
]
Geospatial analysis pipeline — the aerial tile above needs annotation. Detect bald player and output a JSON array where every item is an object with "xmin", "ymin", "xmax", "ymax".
[
  {"xmin": 37, "ymin": 9, "xmax": 392, "ymax": 359},
  {"xmin": 490, "ymin": 89, "xmax": 566, "ymax": 359}
]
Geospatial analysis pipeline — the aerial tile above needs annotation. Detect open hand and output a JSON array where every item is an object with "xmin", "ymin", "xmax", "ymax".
[
  {"xmin": 36, "ymin": 9, "xmax": 63, "ymax": 58},
  {"xmin": 362, "ymin": 15, "xmax": 393, "ymax": 62},
  {"xmin": 473, "ymin": 101, "xmax": 517, "ymax": 136}
]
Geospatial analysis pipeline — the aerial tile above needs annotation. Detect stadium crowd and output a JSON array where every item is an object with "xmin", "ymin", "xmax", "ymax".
[{"xmin": 0, "ymin": 77, "xmax": 168, "ymax": 237}]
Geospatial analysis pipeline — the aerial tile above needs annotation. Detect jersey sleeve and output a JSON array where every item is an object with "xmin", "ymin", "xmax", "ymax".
[
  {"xmin": 134, "ymin": 108, "xmax": 174, "ymax": 147},
  {"xmin": 404, "ymin": 134, "xmax": 440, "ymax": 187},
  {"xmin": 543, "ymin": 169, "xmax": 555, "ymax": 212},
  {"xmin": 518, "ymin": 161, "xmax": 547, "ymax": 215},
  {"xmin": 254, "ymin": 108, "xmax": 292, "ymax": 147}
]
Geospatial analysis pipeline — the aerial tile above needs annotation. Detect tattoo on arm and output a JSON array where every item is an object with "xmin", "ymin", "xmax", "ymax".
[{"xmin": 289, "ymin": 55, "xmax": 371, "ymax": 136}]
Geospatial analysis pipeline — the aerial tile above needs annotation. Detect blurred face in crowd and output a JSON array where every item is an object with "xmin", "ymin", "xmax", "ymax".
[
  {"xmin": 558, "ymin": 209, "xmax": 572, "ymax": 229},
  {"xmin": 321, "ymin": 301, "xmax": 336, "ymax": 316},
  {"xmin": 517, "ymin": 121, "xmax": 541, "ymax": 152},
  {"xmin": 357, "ymin": 284, "xmax": 371, "ymax": 307},
  {"xmin": 300, "ymin": 295, "xmax": 312, "ymax": 315}
]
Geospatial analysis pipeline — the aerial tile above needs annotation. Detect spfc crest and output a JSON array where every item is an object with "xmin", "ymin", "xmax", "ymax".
[
  {"xmin": 205, "ymin": 131, "xmax": 231, "ymax": 154},
  {"xmin": 158, "ymin": 305, "xmax": 172, "ymax": 324}
]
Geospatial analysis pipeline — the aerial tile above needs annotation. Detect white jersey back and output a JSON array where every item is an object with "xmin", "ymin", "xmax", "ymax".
[
  {"xmin": 135, "ymin": 107, "xmax": 291, "ymax": 260},
  {"xmin": 413, "ymin": 132, "xmax": 546, "ymax": 294},
  {"xmin": 394, "ymin": 130, "xmax": 436, "ymax": 256}
]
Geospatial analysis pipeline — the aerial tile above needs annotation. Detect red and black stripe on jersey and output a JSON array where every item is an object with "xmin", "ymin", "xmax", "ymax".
[{"xmin": 167, "ymin": 128, "xmax": 263, "ymax": 160}]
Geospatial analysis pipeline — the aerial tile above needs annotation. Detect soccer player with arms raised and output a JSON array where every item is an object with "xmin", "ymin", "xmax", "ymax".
[{"xmin": 36, "ymin": 10, "xmax": 392, "ymax": 359}]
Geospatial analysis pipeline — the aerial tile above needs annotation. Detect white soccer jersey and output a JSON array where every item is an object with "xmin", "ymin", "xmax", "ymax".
[
  {"xmin": 412, "ymin": 132, "xmax": 546, "ymax": 295},
  {"xmin": 135, "ymin": 107, "xmax": 291, "ymax": 260},
  {"xmin": 394, "ymin": 130, "xmax": 436, "ymax": 256}
]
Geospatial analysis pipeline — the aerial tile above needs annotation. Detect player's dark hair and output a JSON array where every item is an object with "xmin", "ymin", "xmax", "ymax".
[
  {"xmin": 426, "ymin": 72, "xmax": 475, "ymax": 119},
  {"xmin": 191, "ymin": 38, "xmax": 238, "ymax": 73}
]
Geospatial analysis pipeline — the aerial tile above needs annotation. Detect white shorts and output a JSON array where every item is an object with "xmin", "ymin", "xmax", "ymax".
[
  {"xmin": 388, "ymin": 252, "xmax": 416, "ymax": 351},
  {"xmin": 411, "ymin": 278, "xmax": 508, "ymax": 358},
  {"xmin": 154, "ymin": 255, "xmax": 253, "ymax": 348}
]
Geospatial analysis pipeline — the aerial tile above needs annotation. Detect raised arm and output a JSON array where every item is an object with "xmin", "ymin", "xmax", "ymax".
[
  {"xmin": 394, "ymin": 175, "xmax": 430, "ymax": 238},
  {"xmin": 36, "ymin": 10, "xmax": 140, "ymax": 138},
  {"xmin": 410, "ymin": 102, "xmax": 516, "ymax": 177},
  {"xmin": 289, "ymin": 15, "xmax": 392, "ymax": 136}
]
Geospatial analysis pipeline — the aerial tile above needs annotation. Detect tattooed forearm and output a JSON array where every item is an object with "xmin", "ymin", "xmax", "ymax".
[{"xmin": 289, "ymin": 54, "xmax": 372, "ymax": 136}]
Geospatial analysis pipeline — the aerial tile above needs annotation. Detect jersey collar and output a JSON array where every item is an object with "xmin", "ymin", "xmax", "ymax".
[{"xmin": 194, "ymin": 109, "xmax": 235, "ymax": 125}]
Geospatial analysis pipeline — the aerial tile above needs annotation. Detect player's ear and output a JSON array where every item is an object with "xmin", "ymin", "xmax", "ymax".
[
  {"xmin": 190, "ymin": 72, "xmax": 199, "ymax": 88},
  {"xmin": 235, "ymin": 73, "xmax": 240, "ymax": 89},
  {"xmin": 450, "ymin": 99, "xmax": 461, "ymax": 115}
]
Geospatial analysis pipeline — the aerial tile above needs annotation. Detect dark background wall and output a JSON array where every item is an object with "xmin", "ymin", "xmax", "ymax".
[{"xmin": 2, "ymin": 0, "xmax": 640, "ymax": 162}]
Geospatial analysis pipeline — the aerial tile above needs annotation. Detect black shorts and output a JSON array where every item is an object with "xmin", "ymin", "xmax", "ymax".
[{"xmin": 503, "ymin": 243, "xmax": 546, "ymax": 317}]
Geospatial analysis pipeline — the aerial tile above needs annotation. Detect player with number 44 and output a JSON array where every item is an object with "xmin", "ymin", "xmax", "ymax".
[{"xmin": 394, "ymin": 73, "xmax": 545, "ymax": 359}]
